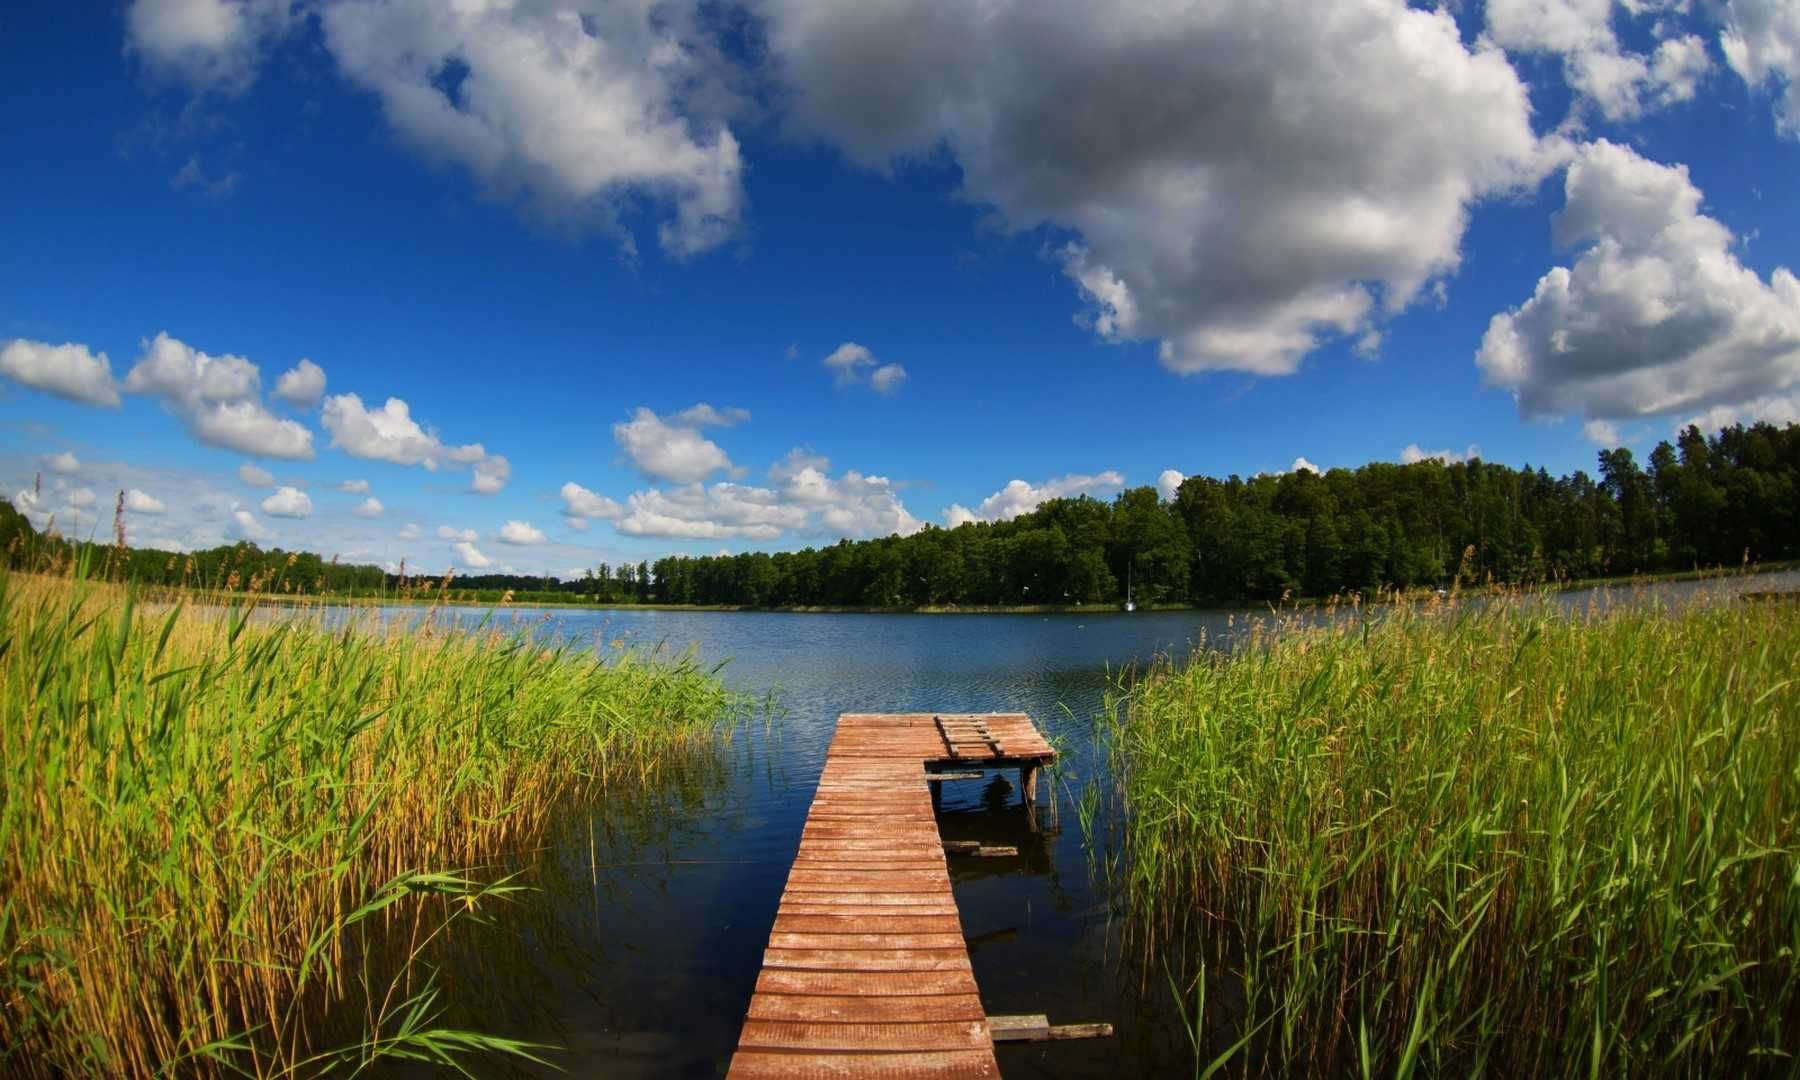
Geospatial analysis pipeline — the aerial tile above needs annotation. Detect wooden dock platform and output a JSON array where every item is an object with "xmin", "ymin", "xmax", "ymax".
[{"xmin": 728, "ymin": 713, "xmax": 1056, "ymax": 1079}]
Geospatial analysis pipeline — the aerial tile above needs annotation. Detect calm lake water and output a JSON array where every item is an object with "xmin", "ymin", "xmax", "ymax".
[{"xmin": 343, "ymin": 569, "xmax": 1798, "ymax": 1078}]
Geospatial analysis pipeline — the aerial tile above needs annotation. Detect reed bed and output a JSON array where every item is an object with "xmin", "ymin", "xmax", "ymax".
[
  {"xmin": 1111, "ymin": 592, "xmax": 1800, "ymax": 1076},
  {"xmin": 0, "ymin": 570, "xmax": 740, "ymax": 1077}
]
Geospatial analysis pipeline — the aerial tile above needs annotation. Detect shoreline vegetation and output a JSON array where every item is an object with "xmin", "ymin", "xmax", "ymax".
[
  {"xmin": 5, "ymin": 421, "xmax": 1797, "ymax": 614},
  {"xmin": 0, "ymin": 565, "xmax": 742, "ymax": 1077},
  {"xmin": 1108, "ymin": 589, "xmax": 1800, "ymax": 1075}
]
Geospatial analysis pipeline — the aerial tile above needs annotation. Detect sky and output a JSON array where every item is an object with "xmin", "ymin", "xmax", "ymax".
[{"xmin": 1, "ymin": 0, "xmax": 1797, "ymax": 578}]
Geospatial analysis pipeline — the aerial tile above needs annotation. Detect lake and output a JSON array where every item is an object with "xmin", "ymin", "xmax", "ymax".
[{"xmin": 346, "ymin": 569, "xmax": 1798, "ymax": 1077}]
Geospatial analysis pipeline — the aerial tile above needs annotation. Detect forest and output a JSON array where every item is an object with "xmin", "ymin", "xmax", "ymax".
[{"xmin": 3, "ymin": 422, "xmax": 1796, "ymax": 608}]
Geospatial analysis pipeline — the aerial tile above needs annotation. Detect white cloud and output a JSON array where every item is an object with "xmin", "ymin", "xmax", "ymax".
[
  {"xmin": 125, "ymin": 489, "xmax": 167, "ymax": 514},
  {"xmin": 123, "ymin": 332, "xmax": 314, "ymax": 459},
  {"xmin": 437, "ymin": 525, "xmax": 477, "ymax": 542},
  {"xmin": 822, "ymin": 342, "xmax": 907, "ymax": 394},
  {"xmin": 44, "ymin": 451, "xmax": 80, "ymax": 474},
  {"xmin": 0, "ymin": 340, "xmax": 121, "ymax": 407},
  {"xmin": 611, "ymin": 449, "xmax": 923, "ymax": 541},
  {"xmin": 239, "ymin": 461, "xmax": 273, "ymax": 487},
  {"xmin": 1583, "ymin": 419, "xmax": 1624, "ymax": 446},
  {"xmin": 498, "ymin": 519, "xmax": 546, "ymax": 545},
  {"xmin": 948, "ymin": 470, "xmax": 1126, "ymax": 524},
  {"xmin": 1156, "ymin": 469, "xmax": 1185, "ymax": 501},
  {"xmin": 1678, "ymin": 392, "xmax": 1800, "ymax": 434},
  {"xmin": 673, "ymin": 403, "xmax": 750, "ymax": 427},
  {"xmin": 260, "ymin": 485, "xmax": 313, "ymax": 518},
  {"xmin": 1485, "ymin": 0, "xmax": 1710, "ymax": 121},
  {"xmin": 1477, "ymin": 140, "xmax": 1800, "ymax": 431},
  {"xmin": 321, "ymin": 392, "xmax": 507, "ymax": 490},
  {"xmin": 398, "ymin": 522, "xmax": 421, "ymax": 540},
  {"xmin": 470, "ymin": 455, "xmax": 510, "ymax": 494},
  {"xmin": 765, "ymin": 0, "xmax": 1548, "ymax": 376},
  {"xmin": 170, "ymin": 156, "xmax": 242, "ymax": 198},
  {"xmin": 321, "ymin": 393, "xmax": 449, "ymax": 465},
  {"xmin": 451, "ymin": 540, "xmax": 492, "ymax": 568},
  {"xmin": 1720, "ymin": 0, "xmax": 1800, "ymax": 138},
  {"xmin": 1291, "ymin": 457, "xmax": 1321, "ymax": 475},
  {"xmin": 565, "ymin": 515, "xmax": 590, "ymax": 532},
  {"xmin": 125, "ymin": 0, "xmax": 293, "ymax": 93},
  {"xmin": 869, "ymin": 363, "xmax": 908, "ymax": 395},
  {"xmin": 316, "ymin": 0, "xmax": 744, "ymax": 256},
  {"xmin": 561, "ymin": 481, "xmax": 622, "ymax": 520},
  {"xmin": 352, "ymin": 496, "xmax": 384, "ymax": 518},
  {"xmin": 768, "ymin": 450, "xmax": 922, "ymax": 537},
  {"xmin": 274, "ymin": 358, "xmax": 326, "ymax": 408},
  {"xmin": 338, "ymin": 478, "xmax": 370, "ymax": 494},
  {"xmin": 66, "ymin": 488, "xmax": 97, "ymax": 508},
  {"xmin": 616, "ymin": 484, "xmax": 807, "ymax": 540},
  {"xmin": 614, "ymin": 406, "xmax": 737, "ymax": 483},
  {"xmin": 230, "ymin": 506, "xmax": 274, "ymax": 542},
  {"xmin": 1400, "ymin": 443, "xmax": 1481, "ymax": 464}
]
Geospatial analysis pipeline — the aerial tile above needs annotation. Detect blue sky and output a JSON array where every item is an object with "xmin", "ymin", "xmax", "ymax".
[{"xmin": 2, "ymin": 0, "xmax": 1797, "ymax": 577}]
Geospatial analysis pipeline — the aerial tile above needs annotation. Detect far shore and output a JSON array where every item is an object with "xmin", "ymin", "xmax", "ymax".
[{"xmin": 126, "ymin": 558, "xmax": 1799, "ymax": 617}]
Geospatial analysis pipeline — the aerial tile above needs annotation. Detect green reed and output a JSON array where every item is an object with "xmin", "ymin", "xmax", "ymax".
[
  {"xmin": 0, "ymin": 570, "xmax": 740, "ymax": 1077},
  {"xmin": 1110, "ymin": 591, "xmax": 1799, "ymax": 1075}
]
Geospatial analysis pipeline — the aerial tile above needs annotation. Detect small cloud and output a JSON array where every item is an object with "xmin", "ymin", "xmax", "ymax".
[
  {"xmin": 1290, "ymin": 457, "xmax": 1320, "ymax": 475},
  {"xmin": 260, "ymin": 485, "xmax": 313, "ymax": 518},
  {"xmin": 823, "ymin": 342, "xmax": 908, "ymax": 394},
  {"xmin": 452, "ymin": 540, "xmax": 492, "ymax": 568},
  {"xmin": 673, "ymin": 403, "xmax": 751, "ymax": 427},
  {"xmin": 170, "ymin": 156, "xmax": 242, "ymax": 199},
  {"xmin": 352, "ymin": 496, "xmax": 384, "ymax": 518},
  {"xmin": 124, "ymin": 489, "xmax": 166, "ymax": 514},
  {"xmin": 239, "ymin": 462, "xmax": 274, "ymax": 487},
  {"xmin": 498, "ymin": 519, "xmax": 546, "ymax": 545},
  {"xmin": 1582, "ymin": 419, "xmax": 1623, "ymax": 447},
  {"xmin": 561, "ymin": 481, "xmax": 621, "ymax": 520},
  {"xmin": 1399, "ymin": 443, "xmax": 1480, "ymax": 465},
  {"xmin": 338, "ymin": 478, "xmax": 371, "ymax": 494},
  {"xmin": 470, "ymin": 455, "xmax": 510, "ymax": 494},
  {"xmin": 869, "ymin": 363, "xmax": 908, "ymax": 395},
  {"xmin": 0, "ymin": 339, "xmax": 120, "ymax": 407},
  {"xmin": 437, "ymin": 525, "xmax": 476, "ymax": 542},
  {"xmin": 44, "ymin": 451, "xmax": 80, "ymax": 474},
  {"xmin": 274, "ymin": 359, "xmax": 326, "ymax": 408},
  {"xmin": 230, "ymin": 507, "xmax": 273, "ymax": 542},
  {"xmin": 398, "ymin": 522, "xmax": 421, "ymax": 540},
  {"xmin": 565, "ymin": 515, "xmax": 590, "ymax": 531},
  {"xmin": 66, "ymin": 487, "xmax": 97, "ymax": 508},
  {"xmin": 1156, "ymin": 469, "xmax": 1185, "ymax": 501}
]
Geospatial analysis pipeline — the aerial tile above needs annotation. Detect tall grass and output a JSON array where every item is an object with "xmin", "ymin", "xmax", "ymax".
[
  {"xmin": 0, "ymin": 569, "xmax": 740, "ymax": 1076},
  {"xmin": 1110, "ymin": 592, "xmax": 1800, "ymax": 1075}
]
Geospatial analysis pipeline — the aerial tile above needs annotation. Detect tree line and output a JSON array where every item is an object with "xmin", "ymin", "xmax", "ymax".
[
  {"xmin": 650, "ymin": 422, "xmax": 1799, "ymax": 608},
  {"xmin": 3, "ymin": 421, "xmax": 1795, "ymax": 608}
]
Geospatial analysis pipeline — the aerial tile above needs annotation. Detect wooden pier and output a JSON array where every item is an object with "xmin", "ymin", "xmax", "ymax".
[{"xmin": 728, "ymin": 713, "xmax": 1056, "ymax": 1079}]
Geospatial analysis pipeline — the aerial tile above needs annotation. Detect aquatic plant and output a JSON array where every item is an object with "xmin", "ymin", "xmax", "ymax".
[
  {"xmin": 1111, "ymin": 591, "xmax": 1800, "ymax": 1075},
  {"xmin": 0, "ymin": 570, "xmax": 738, "ymax": 1076}
]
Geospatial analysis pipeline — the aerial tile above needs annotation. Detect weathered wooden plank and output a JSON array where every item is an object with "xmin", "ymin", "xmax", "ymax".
[
  {"xmin": 747, "ymin": 993, "xmax": 986, "ymax": 1023},
  {"xmin": 754, "ymin": 968, "xmax": 980, "ymax": 997},
  {"xmin": 727, "ymin": 1049, "xmax": 998, "ymax": 1079},
  {"xmin": 772, "ymin": 914, "xmax": 965, "ymax": 935},
  {"xmin": 768, "ymin": 932, "xmax": 968, "ymax": 951},
  {"xmin": 738, "ymin": 1020, "xmax": 991, "ymax": 1053},
  {"xmin": 763, "ymin": 947, "xmax": 974, "ymax": 972}
]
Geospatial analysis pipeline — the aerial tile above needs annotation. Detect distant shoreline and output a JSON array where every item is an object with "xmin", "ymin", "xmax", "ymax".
[{"xmin": 195, "ymin": 559, "xmax": 1798, "ymax": 616}]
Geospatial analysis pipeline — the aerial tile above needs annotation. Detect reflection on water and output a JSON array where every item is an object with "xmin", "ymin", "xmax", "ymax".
[{"xmin": 331, "ymin": 570, "xmax": 1797, "ymax": 1078}]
